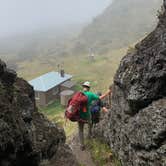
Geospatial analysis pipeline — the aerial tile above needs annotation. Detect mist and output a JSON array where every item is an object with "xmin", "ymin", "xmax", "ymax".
[{"xmin": 0, "ymin": 0, "xmax": 112, "ymax": 38}]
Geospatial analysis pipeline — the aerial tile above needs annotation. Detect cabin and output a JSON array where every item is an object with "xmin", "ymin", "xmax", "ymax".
[{"xmin": 29, "ymin": 70, "xmax": 75, "ymax": 107}]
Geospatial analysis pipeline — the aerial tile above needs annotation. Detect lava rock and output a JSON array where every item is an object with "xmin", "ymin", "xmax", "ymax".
[
  {"xmin": 1, "ymin": 68, "xmax": 17, "ymax": 86},
  {"xmin": 0, "ymin": 59, "xmax": 79, "ymax": 166},
  {"xmin": 0, "ymin": 60, "xmax": 6, "ymax": 75},
  {"xmin": 93, "ymin": 1, "xmax": 166, "ymax": 166}
]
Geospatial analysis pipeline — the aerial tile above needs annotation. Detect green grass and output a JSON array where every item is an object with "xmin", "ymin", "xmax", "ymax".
[
  {"xmin": 39, "ymin": 100, "xmax": 63, "ymax": 116},
  {"xmin": 39, "ymin": 100, "xmax": 77, "ymax": 138},
  {"xmin": 17, "ymin": 47, "xmax": 127, "ymax": 92},
  {"xmin": 86, "ymin": 139, "xmax": 121, "ymax": 166}
]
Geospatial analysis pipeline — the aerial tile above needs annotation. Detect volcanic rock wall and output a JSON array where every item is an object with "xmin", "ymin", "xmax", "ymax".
[
  {"xmin": 0, "ymin": 59, "xmax": 78, "ymax": 166},
  {"xmin": 94, "ymin": 1, "xmax": 166, "ymax": 166}
]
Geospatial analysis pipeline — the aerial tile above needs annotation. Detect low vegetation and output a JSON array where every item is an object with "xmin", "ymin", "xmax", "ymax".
[
  {"xmin": 86, "ymin": 139, "xmax": 121, "ymax": 166},
  {"xmin": 39, "ymin": 101, "xmax": 77, "ymax": 138},
  {"xmin": 17, "ymin": 47, "xmax": 127, "ymax": 92}
]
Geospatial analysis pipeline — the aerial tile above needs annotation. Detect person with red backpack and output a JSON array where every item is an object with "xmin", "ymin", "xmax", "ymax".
[{"xmin": 78, "ymin": 81, "xmax": 111, "ymax": 150}]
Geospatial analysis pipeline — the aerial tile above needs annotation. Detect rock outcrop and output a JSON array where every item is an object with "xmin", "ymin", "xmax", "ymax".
[
  {"xmin": 0, "ymin": 59, "xmax": 78, "ymax": 166},
  {"xmin": 94, "ymin": 1, "xmax": 166, "ymax": 166}
]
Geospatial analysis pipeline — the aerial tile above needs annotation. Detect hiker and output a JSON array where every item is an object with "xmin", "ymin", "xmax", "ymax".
[
  {"xmin": 78, "ymin": 81, "xmax": 111, "ymax": 150},
  {"xmin": 90, "ymin": 92, "xmax": 108, "ymax": 126}
]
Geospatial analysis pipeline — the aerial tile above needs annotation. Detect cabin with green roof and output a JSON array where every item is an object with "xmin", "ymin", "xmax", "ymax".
[{"xmin": 29, "ymin": 70, "xmax": 75, "ymax": 106}]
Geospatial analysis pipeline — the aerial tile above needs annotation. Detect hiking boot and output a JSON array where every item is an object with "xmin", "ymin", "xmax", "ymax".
[{"xmin": 80, "ymin": 145, "xmax": 86, "ymax": 151}]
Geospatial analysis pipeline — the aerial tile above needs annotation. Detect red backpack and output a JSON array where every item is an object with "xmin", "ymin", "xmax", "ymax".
[{"xmin": 65, "ymin": 92, "xmax": 88, "ymax": 122}]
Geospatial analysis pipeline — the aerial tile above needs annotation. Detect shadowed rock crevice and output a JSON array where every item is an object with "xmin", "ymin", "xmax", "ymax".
[{"xmin": 93, "ymin": 1, "xmax": 166, "ymax": 166}]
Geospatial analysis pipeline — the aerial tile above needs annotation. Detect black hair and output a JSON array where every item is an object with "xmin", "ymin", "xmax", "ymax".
[
  {"xmin": 83, "ymin": 85, "xmax": 90, "ymax": 90},
  {"xmin": 97, "ymin": 92, "xmax": 102, "ymax": 96}
]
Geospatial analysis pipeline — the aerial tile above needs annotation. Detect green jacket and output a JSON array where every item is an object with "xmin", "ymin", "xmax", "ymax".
[{"xmin": 79, "ymin": 91, "xmax": 99, "ymax": 120}]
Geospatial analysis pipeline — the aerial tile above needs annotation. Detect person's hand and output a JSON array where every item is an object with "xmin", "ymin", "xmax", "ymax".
[
  {"xmin": 102, "ymin": 107, "xmax": 108, "ymax": 113},
  {"xmin": 100, "ymin": 89, "xmax": 111, "ymax": 99},
  {"xmin": 107, "ymin": 89, "xmax": 111, "ymax": 95}
]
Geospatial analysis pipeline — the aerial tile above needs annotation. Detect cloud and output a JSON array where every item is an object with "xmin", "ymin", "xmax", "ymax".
[{"xmin": 0, "ymin": 0, "xmax": 112, "ymax": 37}]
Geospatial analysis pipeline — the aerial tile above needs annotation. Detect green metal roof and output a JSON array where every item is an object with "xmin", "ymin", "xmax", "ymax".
[{"xmin": 29, "ymin": 71, "xmax": 72, "ymax": 92}]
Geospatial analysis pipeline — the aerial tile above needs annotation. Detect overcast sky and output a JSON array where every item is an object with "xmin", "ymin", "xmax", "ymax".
[{"xmin": 0, "ymin": 0, "xmax": 112, "ymax": 37}]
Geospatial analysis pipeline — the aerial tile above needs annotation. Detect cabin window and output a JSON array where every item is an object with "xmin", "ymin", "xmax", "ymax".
[
  {"xmin": 35, "ymin": 92, "xmax": 40, "ymax": 100},
  {"xmin": 53, "ymin": 87, "xmax": 59, "ymax": 95}
]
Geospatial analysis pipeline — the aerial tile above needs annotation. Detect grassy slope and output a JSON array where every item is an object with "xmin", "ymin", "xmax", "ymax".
[
  {"xmin": 72, "ymin": 0, "xmax": 162, "ymax": 54},
  {"xmin": 17, "ymin": 47, "xmax": 127, "ymax": 92}
]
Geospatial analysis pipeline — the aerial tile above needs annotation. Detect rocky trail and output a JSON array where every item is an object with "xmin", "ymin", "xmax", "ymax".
[
  {"xmin": 68, "ymin": 134, "xmax": 96, "ymax": 166},
  {"xmin": 67, "ymin": 122, "xmax": 114, "ymax": 166}
]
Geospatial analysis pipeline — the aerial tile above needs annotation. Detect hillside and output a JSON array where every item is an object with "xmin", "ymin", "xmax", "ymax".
[
  {"xmin": 0, "ymin": 0, "xmax": 163, "ymax": 95},
  {"xmin": 1, "ymin": 0, "xmax": 163, "ymax": 65},
  {"xmin": 71, "ymin": 0, "xmax": 162, "ymax": 54},
  {"xmin": 0, "ymin": 24, "xmax": 84, "ymax": 68}
]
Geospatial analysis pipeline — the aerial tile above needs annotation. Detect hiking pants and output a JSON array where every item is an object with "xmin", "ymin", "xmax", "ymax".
[{"xmin": 78, "ymin": 120, "xmax": 92, "ymax": 146}]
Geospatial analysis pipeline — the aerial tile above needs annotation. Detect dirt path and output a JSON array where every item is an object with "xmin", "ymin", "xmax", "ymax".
[{"xmin": 68, "ymin": 135, "xmax": 96, "ymax": 166}]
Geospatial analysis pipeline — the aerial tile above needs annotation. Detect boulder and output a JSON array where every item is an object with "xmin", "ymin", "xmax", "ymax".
[
  {"xmin": 94, "ymin": 1, "xmax": 166, "ymax": 165},
  {"xmin": 0, "ymin": 60, "xmax": 79, "ymax": 166}
]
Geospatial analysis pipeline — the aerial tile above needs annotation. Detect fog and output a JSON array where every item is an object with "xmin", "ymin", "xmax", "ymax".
[{"xmin": 0, "ymin": 0, "xmax": 112, "ymax": 38}]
